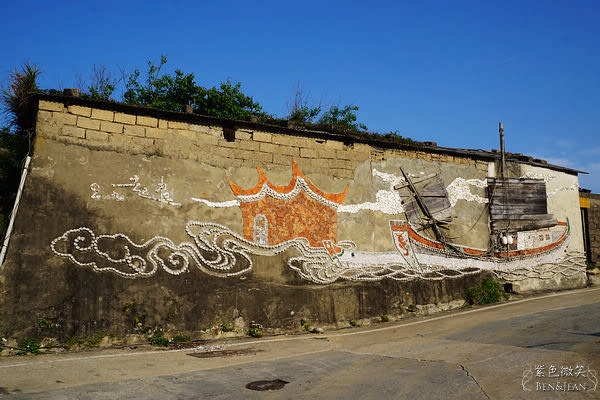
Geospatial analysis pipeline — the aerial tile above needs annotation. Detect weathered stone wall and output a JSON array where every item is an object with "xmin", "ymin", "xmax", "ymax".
[
  {"xmin": 580, "ymin": 192, "xmax": 600, "ymax": 265},
  {"xmin": 588, "ymin": 195, "xmax": 600, "ymax": 265},
  {"xmin": 0, "ymin": 97, "xmax": 585, "ymax": 341},
  {"xmin": 36, "ymin": 100, "xmax": 490, "ymax": 175}
]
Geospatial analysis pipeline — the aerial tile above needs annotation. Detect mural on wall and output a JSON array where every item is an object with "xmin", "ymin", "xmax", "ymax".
[
  {"xmin": 520, "ymin": 171, "xmax": 580, "ymax": 196},
  {"xmin": 90, "ymin": 175, "xmax": 181, "ymax": 207},
  {"xmin": 228, "ymin": 161, "xmax": 348, "ymax": 246},
  {"xmin": 52, "ymin": 159, "xmax": 585, "ymax": 284},
  {"xmin": 191, "ymin": 167, "xmax": 489, "ymax": 214}
]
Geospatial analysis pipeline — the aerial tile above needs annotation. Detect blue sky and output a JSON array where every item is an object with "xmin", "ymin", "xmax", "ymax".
[{"xmin": 2, "ymin": 1, "xmax": 599, "ymax": 190}]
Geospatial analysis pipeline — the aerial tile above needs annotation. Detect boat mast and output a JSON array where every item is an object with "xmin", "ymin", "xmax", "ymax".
[
  {"xmin": 498, "ymin": 121, "xmax": 511, "ymax": 256},
  {"xmin": 499, "ymin": 122, "xmax": 506, "ymax": 182}
]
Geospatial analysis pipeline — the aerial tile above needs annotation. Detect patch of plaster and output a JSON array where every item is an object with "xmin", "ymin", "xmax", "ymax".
[{"xmin": 446, "ymin": 178, "xmax": 488, "ymax": 207}]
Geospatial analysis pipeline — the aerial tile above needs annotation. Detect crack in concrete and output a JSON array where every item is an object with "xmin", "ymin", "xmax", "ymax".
[{"xmin": 458, "ymin": 363, "xmax": 491, "ymax": 400}]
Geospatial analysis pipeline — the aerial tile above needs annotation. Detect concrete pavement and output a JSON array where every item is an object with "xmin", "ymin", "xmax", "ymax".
[{"xmin": 1, "ymin": 287, "xmax": 599, "ymax": 399}]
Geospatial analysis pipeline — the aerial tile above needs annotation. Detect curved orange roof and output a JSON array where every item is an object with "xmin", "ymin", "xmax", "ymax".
[{"xmin": 229, "ymin": 159, "xmax": 348, "ymax": 204}]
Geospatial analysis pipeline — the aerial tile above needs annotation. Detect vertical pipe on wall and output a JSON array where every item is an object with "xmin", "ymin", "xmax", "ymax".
[{"xmin": 0, "ymin": 156, "xmax": 32, "ymax": 267}]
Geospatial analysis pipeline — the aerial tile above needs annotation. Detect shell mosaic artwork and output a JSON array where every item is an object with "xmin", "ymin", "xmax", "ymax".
[
  {"xmin": 50, "ymin": 219, "xmax": 584, "ymax": 283},
  {"xmin": 52, "ymin": 160, "xmax": 585, "ymax": 284},
  {"xmin": 228, "ymin": 160, "xmax": 348, "ymax": 246},
  {"xmin": 90, "ymin": 175, "xmax": 181, "ymax": 207}
]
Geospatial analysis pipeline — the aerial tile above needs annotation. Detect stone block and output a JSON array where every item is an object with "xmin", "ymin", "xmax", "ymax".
[
  {"xmin": 208, "ymin": 125, "xmax": 223, "ymax": 137},
  {"xmin": 279, "ymin": 145, "xmax": 300, "ymax": 157},
  {"xmin": 124, "ymin": 125, "xmax": 145, "ymax": 137},
  {"xmin": 254, "ymin": 152, "xmax": 273, "ymax": 163},
  {"xmin": 77, "ymin": 116, "xmax": 100, "ymax": 130},
  {"xmin": 136, "ymin": 115, "xmax": 158, "ymax": 127},
  {"xmin": 53, "ymin": 112, "xmax": 77, "ymax": 126},
  {"xmin": 335, "ymin": 150, "xmax": 353, "ymax": 160},
  {"xmin": 236, "ymin": 130, "xmax": 253, "ymax": 140},
  {"xmin": 273, "ymin": 154, "xmax": 292, "ymax": 165},
  {"xmin": 56, "ymin": 135, "xmax": 86, "ymax": 146},
  {"xmin": 132, "ymin": 137, "xmax": 154, "ymax": 147},
  {"xmin": 415, "ymin": 151, "xmax": 429, "ymax": 161},
  {"xmin": 214, "ymin": 146, "xmax": 237, "ymax": 159},
  {"xmin": 36, "ymin": 119, "xmax": 60, "ymax": 137},
  {"xmin": 335, "ymin": 169, "xmax": 355, "ymax": 179},
  {"xmin": 86, "ymin": 130, "xmax": 109, "ymax": 142},
  {"xmin": 39, "ymin": 100, "xmax": 64, "ymax": 112},
  {"xmin": 252, "ymin": 131, "xmax": 272, "ymax": 142},
  {"xmin": 146, "ymin": 127, "xmax": 168, "ymax": 139},
  {"xmin": 37, "ymin": 110, "xmax": 52, "ymax": 123},
  {"xmin": 272, "ymin": 134, "xmax": 308, "ymax": 147},
  {"xmin": 217, "ymin": 139, "xmax": 238, "ymax": 149},
  {"xmin": 324, "ymin": 140, "xmax": 345, "ymax": 150},
  {"xmin": 91, "ymin": 109, "xmax": 114, "ymax": 121},
  {"xmin": 168, "ymin": 120, "xmax": 188, "ymax": 129},
  {"xmin": 158, "ymin": 119, "xmax": 168, "ymax": 129},
  {"xmin": 238, "ymin": 140, "xmax": 260, "ymax": 151},
  {"xmin": 108, "ymin": 134, "xmax": 132, "ymax": 146},
  {"xmin": 114, "ymin": 112, "xmax": 136, "ymax": 125},
  {"xmin": 370, "ymin": 151, "xmax": 385, "ymax": 161},
  {"xmin": 194, "ymin": 133, "xmax": 220, "ymax": 147},
  {"xmin": 296, "ymin": 158, "xmax": 320, "ymax": 173},
  {"xmin": 188, "ymin": 124, "xmax": 208, "ymax": 133},
  {"xmin": 352, "ymin": 143, "xmax": 371, "ymax": 153},
  {"xmin": 100, "ymin": 120, "xmax": 123, "ymax": 134},
  {"xmin": 228, "ymin": 149, "xmax": 255, "ymax": 160},
  {"xmin": 63, "ymin": 125, "xmax": 85, "ymax": 138},
  {"xmin": 317, "ymin": 148, "xmax": 336, "ymax": 159},
  {"xmin": 330, "ymin": 159, "xmax": 353, "ymax": 170},
  {"xmin": 259, "ymin": 142, "xmax": 279, "ymax": 153},
  {"xmin": 300, "ymin": 147, "xmax": 318, "ymax": 158},
  {"xmin": 67, "ymin": 105, "xmax": 91, "ymax": 117}
]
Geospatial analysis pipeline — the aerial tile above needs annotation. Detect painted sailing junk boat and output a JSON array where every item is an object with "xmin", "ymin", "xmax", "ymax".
[
  {"xmin": 322, "ymin": 122, "xmax": 577, "ymax": 282},
  {"xmin": 388, "ymin": 219, "xmax": 570, "ymax": 261}
]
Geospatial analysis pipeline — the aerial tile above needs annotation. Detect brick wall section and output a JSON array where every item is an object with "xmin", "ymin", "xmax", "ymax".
[
  {"xmin": 36, "ymin": 100, "xmax": 489, "ymax": 178},
  {"xmin": 582, "ymin": 193, "xmax": 600, "ymax": 265}
]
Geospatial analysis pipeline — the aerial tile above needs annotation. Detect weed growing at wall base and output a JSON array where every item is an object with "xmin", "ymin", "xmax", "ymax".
[
  {"xmin": 17, "ymin": 338, "xmax": 40, "ymax": 355},
  {"xmin": 464, "ymin": 278, "xmax": 509, "ymax": 305},
  {"xmin": 172, "ymin": 334, "xmax": 190, "ymax": 343},
  {"xmin": 62, "ymin": 336, "xmax": 85, "ymax": 350},
  {"xmin": 148, "ymin": 334, "xmax": 171, "ymax": 347},
  {"xmin": 300, "ymin": 319, "xmax": 312, "ymax": 332},
  {"xmin": 86, "ymin": 331, "xmax": 106, "ymax": 347},
  {"xmin": 248, "ymin": 321, "xmax": 263, "ymax": 338},
  {"xmin": 37, "ymin": 318, "xmax": 55, "ymax": 329}
]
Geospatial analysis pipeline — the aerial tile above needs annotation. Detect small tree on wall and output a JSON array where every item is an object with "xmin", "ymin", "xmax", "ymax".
[
  {"xmin": 122, "ymin": 56, "xmax": 264, "ymax": 120},
  {"xmin": 0, "ymin": 62, "xmax": 40, "ymax": 233},
  {"xmin": 1, "ymin": 62, "xmax": 40, "ymax": 137}
]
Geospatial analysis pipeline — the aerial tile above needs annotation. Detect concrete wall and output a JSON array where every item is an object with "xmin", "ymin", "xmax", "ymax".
[
  {"xmin": 0, "ymin": 97, "xmax": 586, "ymax": 340},
  {"xmin": 33, "ymin": 100, "xmax": 494, "ymax": 251},
  {"xmin": 580, "ymin": 192, "xmax": 600, "ymax": 265}
]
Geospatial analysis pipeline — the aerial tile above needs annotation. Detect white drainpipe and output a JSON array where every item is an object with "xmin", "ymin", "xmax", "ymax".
[{"xmin": 0, "ymin": 156, "xmax": 32, "ymax": 267}]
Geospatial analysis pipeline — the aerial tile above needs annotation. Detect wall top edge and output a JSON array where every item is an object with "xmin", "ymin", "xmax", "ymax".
[{"xmin": 34, "ymin": 93, "xmax": 584, "ymax": 176}]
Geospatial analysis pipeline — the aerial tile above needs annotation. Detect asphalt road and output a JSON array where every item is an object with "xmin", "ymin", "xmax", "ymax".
[{"xmin": 1, "ymin": 287, "xmax": 599, "ymax": 399}]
